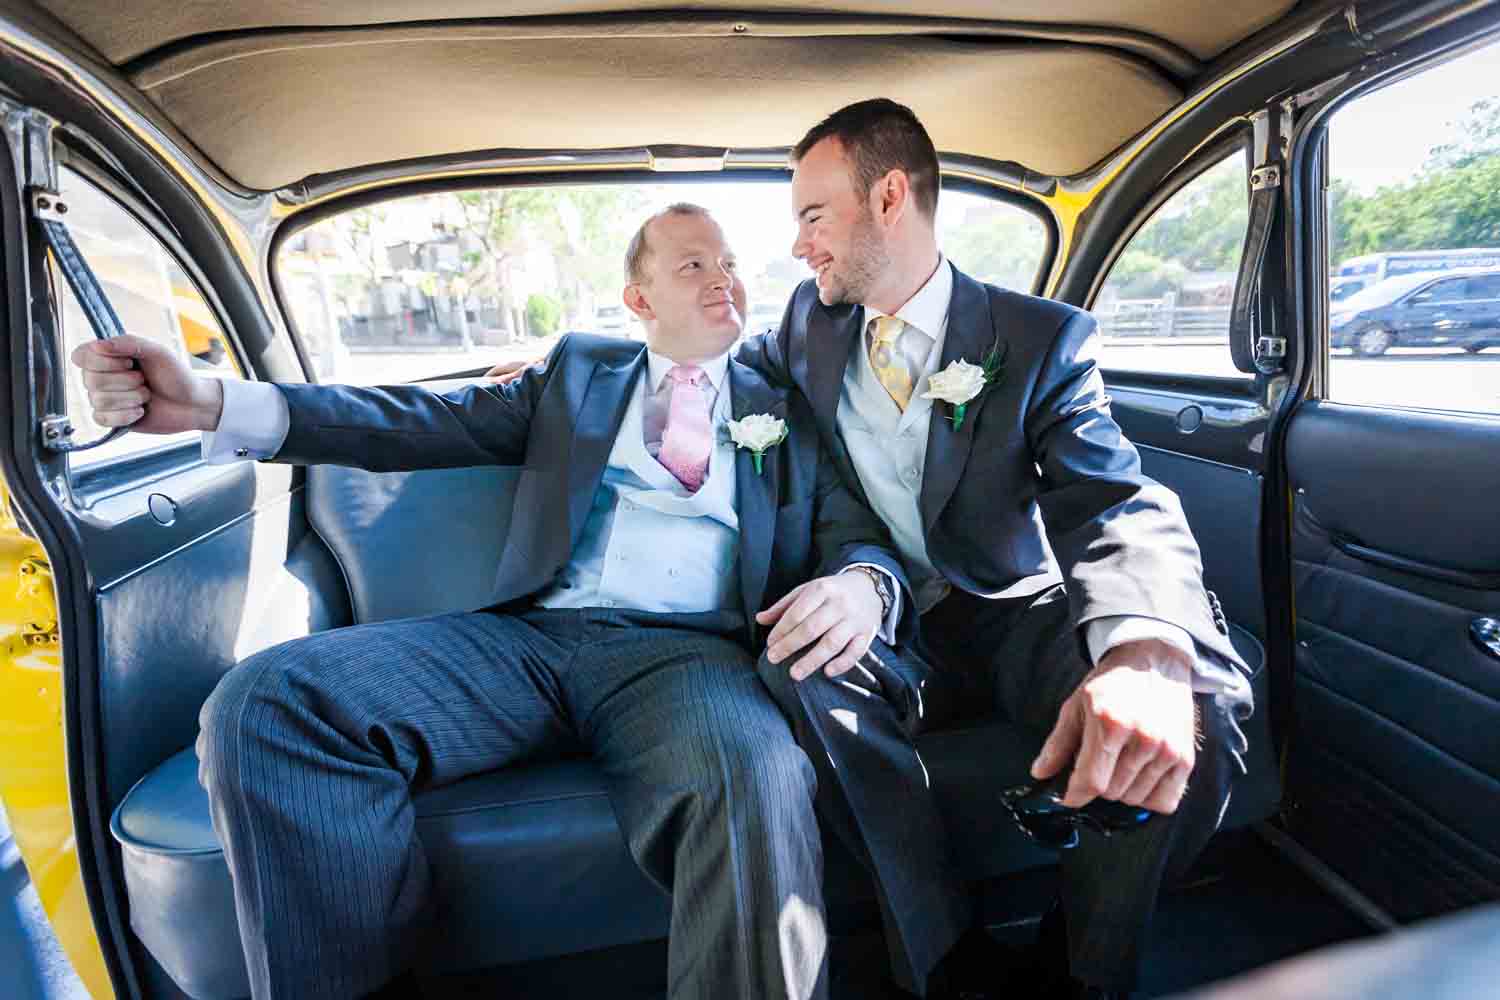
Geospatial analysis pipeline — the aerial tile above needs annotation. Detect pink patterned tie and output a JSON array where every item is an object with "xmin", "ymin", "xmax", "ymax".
[{"xmin": 657, "ymin": 365, "xmax": 712, "ymax": 492}]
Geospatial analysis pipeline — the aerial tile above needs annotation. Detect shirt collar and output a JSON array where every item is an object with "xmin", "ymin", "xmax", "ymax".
[
  {"xmin": 861, "ymin": 255, "xmax": 953, "ymax": 342},
  {"xmin": 646, "ymin": 346, "xmax": 730, "ymax": 393}
]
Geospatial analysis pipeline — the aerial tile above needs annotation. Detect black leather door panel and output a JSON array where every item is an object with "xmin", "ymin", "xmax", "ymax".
[
  {"xmin": 96, "ymin": 479, "xmax": 349, "ymax": 813},
  {"xmin": 1137, "ymin": 445, "xmax": 1265, "ymax": 638},
  {"xmin": 1284, "ymin": 400, "xmax": 1500, "ymax": 919}
]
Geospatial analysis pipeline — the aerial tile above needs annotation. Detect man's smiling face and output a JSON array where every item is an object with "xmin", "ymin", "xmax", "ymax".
[
  {"xmin": 626, "ymin": 209, "xmax": 747, "ymax": 362},
  {"xmin": 790, "ymin": 136, "xmax": 890, "ymax": 307}
]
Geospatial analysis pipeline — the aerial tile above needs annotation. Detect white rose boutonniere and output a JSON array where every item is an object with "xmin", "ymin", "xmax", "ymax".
[
  {"xmin": 921, "ymin": 335, "xmax": 1008, "ymax": 430},
  {"xmin": 726, "ymin": 413, "xmax": 788, "ymax": 475}
]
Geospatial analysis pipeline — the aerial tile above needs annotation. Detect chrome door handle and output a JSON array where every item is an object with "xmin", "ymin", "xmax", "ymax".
[{"xmin": 1473, "ymin": 618, "xmax": 1500, "ymax": 661}]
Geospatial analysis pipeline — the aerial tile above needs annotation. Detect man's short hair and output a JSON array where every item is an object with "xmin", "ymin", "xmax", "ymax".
[
  {"xmin": 792, "ymin": 98, "xmax": 940, "ymax": 218},
  {"xmin": 625, "ymin": 203, "xmax": 714, "ymax": 283}
]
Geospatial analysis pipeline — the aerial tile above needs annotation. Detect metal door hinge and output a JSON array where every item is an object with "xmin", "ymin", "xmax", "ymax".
[
  {"xmin": 1250, "ymin": 165, "xmax": 1281, "ymax": 191},
  {"xmin": 39, "ymin": 414, "xmax": 76, "ymax": 451},
  {"xmin": 1257, "ymin": 336, "xmax": 1287, "ymax": 360}
]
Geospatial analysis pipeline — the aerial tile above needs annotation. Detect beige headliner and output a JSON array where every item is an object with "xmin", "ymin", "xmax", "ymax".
[
  {"xmin": 23, "ymin": 1, "xmax": 1299, "ymax": 192},
  {"xmin": 35, "ymin": 1, "xmax": 1298, "ymax": 64}
]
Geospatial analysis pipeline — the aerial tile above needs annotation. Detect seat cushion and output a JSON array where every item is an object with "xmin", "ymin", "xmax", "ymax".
[{"xmin": 113, "ymin": 626, "xmax": 1271, "ymax": 1000}]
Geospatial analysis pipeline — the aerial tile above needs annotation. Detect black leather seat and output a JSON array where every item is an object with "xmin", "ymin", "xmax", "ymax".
[{"xmin": 109, "ymin": 459, "xmax": 1279, "ymax": 1000}]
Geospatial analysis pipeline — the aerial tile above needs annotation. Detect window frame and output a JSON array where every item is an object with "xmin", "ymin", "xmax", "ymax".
[
  {"xmin": 51, "ymin": 142, "xmax": 248, "ymax": 485},
  {"xmin": 1083, "ymin": 127, "xmax": 1257, "ymax": 393},
  {"xmin": 266, "ymin": 168, "xmax": 1059, "ymax": 384},
  {"xmin": 1298, "ymin": 20, "xmax": 1500, "ymax": 417}
]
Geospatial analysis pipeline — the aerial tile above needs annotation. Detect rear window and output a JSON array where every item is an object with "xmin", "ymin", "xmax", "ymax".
[{"xmin": 275, "ymin": 181, "xmax": 1048, "ymax": 386}]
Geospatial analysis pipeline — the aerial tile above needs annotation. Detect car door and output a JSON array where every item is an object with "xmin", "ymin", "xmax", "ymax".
[
  {"xmin": 1410, "ymin": 277, "xmax": 1473, "ymax": 346},
  {"xmin": 1281, "ymin": 34, "xmax": 1500, "ymax": 922},
  {"xmin": 0, "ymin": 114, "xmax": 348, "ymax": 999},
  {"xmin": 1463, "ymin": 274, "xmax": 1500, "ymax": 348}
]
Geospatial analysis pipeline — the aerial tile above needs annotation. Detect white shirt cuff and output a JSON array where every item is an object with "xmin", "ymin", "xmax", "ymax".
[
  {"xmin": 1085, "ymin": 614, "xmax": 1240, "ymax": 696},
  {"xmin": 841, "ymin": 563, "xmax": 902, "ymax": 644},
  {"xmin": 201, "ymin": 380, "xmax": 291, "ymax": 464}
]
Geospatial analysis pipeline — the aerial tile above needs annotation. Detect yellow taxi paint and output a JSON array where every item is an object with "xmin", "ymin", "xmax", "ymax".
[{"xmin": 0, "ymin": 485, "xmax": 113, "ymax": 999}]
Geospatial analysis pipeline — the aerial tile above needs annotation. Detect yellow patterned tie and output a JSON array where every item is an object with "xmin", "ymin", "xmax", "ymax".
[{"xmin": 868, "ymin": 316, "xmax": 915, "ymax": 411}]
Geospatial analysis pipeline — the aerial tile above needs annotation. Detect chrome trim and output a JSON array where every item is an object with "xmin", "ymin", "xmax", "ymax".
[{"xmin": 124, "ymin": 13, "xmax": 1202, "ymax": 88}]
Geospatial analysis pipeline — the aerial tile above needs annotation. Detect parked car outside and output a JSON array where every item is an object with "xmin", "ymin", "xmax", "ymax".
[
  {"xmin": 1328, "ymin": 268, "xmax": 1500, "ymax": 356},
  {"xmin": 592, "ymin": 303, "xmax": 633, "ymax": 336}
]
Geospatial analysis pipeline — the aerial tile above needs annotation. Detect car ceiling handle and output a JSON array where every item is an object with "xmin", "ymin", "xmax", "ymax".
[{"xmin": 30, "ymin": 191, "xmax": 129, "ymax": 453}]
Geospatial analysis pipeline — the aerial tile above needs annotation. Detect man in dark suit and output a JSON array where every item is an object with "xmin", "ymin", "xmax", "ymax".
[
  {"xmin": 72, "ymin": 205, "xmax": 909, "ymax": 1000},
  {"xmin": 740, "ymin": 100, "xmax": 1255, "ymax": 1000}
]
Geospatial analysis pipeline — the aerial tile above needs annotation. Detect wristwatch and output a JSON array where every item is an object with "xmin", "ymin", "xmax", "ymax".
[{"xmin": 847, "ymin": 565, "xmax": 893, "ymax": 621}]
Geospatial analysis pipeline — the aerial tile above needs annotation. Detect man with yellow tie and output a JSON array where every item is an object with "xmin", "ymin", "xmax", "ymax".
[{"xmin": 740, "ymin": 99, "xmax": 1256, "ymax": 1000}]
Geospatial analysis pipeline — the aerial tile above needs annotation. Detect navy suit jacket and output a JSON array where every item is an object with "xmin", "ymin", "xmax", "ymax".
[
  {"xmin": 271, "ymin": 333, "xmax": 911, "ymax": 646},
  {"xmin": 735, "ymin": 268, "xmax": 1249, "ymax": 686}
]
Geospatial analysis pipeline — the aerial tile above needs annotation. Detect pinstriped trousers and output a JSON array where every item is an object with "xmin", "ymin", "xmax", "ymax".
[
  {"xmin": 762, "ymin": 585, "xmax": 1237, "ymax": 994},
  {"xmin": 196, "ymin": 606, "xmax": 825, "ymax": 1000}
]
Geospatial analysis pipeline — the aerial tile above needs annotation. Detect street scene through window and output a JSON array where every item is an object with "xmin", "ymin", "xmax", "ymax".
[{"xmin": 275, "ymin": 182, "xmax": 1047, "ymax": 387}]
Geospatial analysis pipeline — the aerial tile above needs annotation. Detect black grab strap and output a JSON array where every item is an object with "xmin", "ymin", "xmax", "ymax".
[
  {"xmin": 31, "ymin": 192, "xmax": 129, "ymax": 453},
  {"xmin": 1229, "ymin": 181, "xmax": 1279, "ymax": 375}
]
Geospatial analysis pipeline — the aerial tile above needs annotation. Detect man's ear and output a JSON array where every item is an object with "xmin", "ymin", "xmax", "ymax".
[
  {"xmin": 623, "ymin": 283, "xmax": 654, "ymax": 322},
  {"xmin": 875, "ymin": 169, "xmax": 910, "ymax": 229}
]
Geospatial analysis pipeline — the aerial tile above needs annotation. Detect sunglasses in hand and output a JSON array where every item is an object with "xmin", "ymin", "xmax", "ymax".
[{"xmin": 1001, "ymin": 770, "xmax": 1155, "ymax": 850}]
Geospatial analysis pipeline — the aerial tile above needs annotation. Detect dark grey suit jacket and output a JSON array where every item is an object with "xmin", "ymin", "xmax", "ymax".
[
  {"xmin": 270, "ymin": 333, "xmax": 911, "ymax": 646},
  {"xmin": 735, "ymin": 268, "xmax": 1249, "ymax": 686}
]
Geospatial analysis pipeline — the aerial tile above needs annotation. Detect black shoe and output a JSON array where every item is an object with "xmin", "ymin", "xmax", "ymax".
[
  {"xmin": 358, "ymin": 969, "xmax": 422, "ymax": 1000},
  {"xmin": 1033, "ymin": 905, "xmax": 1133, "ymax": 1000},
  {"xmin": 925, "ymin": 926, "xmax": 1031, "ymax": 999}
]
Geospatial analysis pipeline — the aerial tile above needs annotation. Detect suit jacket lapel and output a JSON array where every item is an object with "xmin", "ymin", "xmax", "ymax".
[
  {"xmin": 567, "ymin": 347, "xmax": 646, "ymax": 550},
  {"xmin": 805, "ymin": 301, "xmax": 861, "ymax": 441},
  {"xmin": 804, "ymin": 300, "xmax": 871, "ymax": 501},
  {"xmin": 729, "ymin": 359, "xmax": 788, "ymax": 625},
  {"xmin": 920, "ymin": 269, "xmax": 997, "ymax": 531}
]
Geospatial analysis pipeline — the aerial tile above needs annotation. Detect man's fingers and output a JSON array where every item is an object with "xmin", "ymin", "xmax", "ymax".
[
  {"xmin": 1063, "ymin": 710, "xmax": 1125, "ymax": 808},
  {"xmin": 823, "ymin": 629, "xmax": 873, "ymax": 679},
  {"xmin": 1031, "ymin": 698, "xmax": 1083, "ymax": 779},
  {"xmin": 790, "ymin": 622, "xmax": 855, "ymax": 681},
  {"xmin": 1142, "ymin": 761, "xmax": 1193, "ymax": 815},
  {"xmin": 72, "ymin": 342, "xmax": 139, "ymax": 373},
  {"xmin": 81, "ymin": 369, "xmax": 146, "ymax": 392},
  {"xmin": 483, "ymin": 359, "xmax": 531, "ymax": 383},
  {"xmin": 1103, "ymin": 730, "xmax": 1161, "ymax": 801},
  {"xmin": 756, "ymin": 583, "xmax": 806, "ymax": 627},
  {"xmin": 774, "ymin": 605, "xmax": 840, "ymax": 673},
  {"xmin": 764, "ymin": 587, "xmax": 828, "ymax": 661},
  {"xmin": 90, "ymin": 388, "xmax": 152, "ymax": 412},
  {"xmin": 1120, "ymin": 752, "xmax": 1177, "ymax": 808},
  {"xmin": 93, "ymin": 406, "xmax": 145, "ymax": 427}
]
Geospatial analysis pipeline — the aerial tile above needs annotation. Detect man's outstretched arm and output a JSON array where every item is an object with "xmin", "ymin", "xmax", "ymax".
[{"xmin": 73, "ymin": 333, "xmax": 563, "ymax": 473}]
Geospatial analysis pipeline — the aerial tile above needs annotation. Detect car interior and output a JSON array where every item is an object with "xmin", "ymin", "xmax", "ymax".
[{"xmin": 0, "ymin": 2, "xmax": 1496, "ymax": 999}]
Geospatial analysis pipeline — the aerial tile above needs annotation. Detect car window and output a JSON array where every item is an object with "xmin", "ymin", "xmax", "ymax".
[
  {"xmin": 1325, "ymin": 37, "xmax": 1500, "ymax": 413},
  {"xmin": 1089, "ymin": 150, "xmax": 1251, "ymax": 379},
  {"xmin": 1466, "ymin": 275, "xmax": 1500, "ymax": 299},
  {"xmin": 52, "ymin": 166, "xmax": 243, "ymax": 468},
  {"xmin": 1412, "ymin": 279, "xmax": 1468, "ymax": 303},
  {"xmin": 276, "ymin": 182, "xmax": 1048, "ymax": 386}
]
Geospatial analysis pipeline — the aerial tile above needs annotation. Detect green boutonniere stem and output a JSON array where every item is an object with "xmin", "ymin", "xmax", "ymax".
[
  {"xmin": 952, "ymin": 403, "xmax": 968, "ymax": 431},
  {"xmin": 753, "ymin": 451, "xmax": 764, "ymax": 476}
]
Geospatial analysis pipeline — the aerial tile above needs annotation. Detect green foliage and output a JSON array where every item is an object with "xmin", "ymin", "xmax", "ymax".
[
  {"xmin": 1107, "ymin": 249, "xmax": 1191, "ymax": 299},
  {"xmin": 1099, "ymin": 95, "xmax": 1500, "ymax": 295},
  {"xmin": 943, "ymin": 209, "xmax": 1047, "ymax": 291},
  {"xmin": 1332, "ymin": 154, "xmax": 1500, "ymax": 259},
  {"xmin": 525, "ymin": 293, "xmax": 562, "ymax": 336}
]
